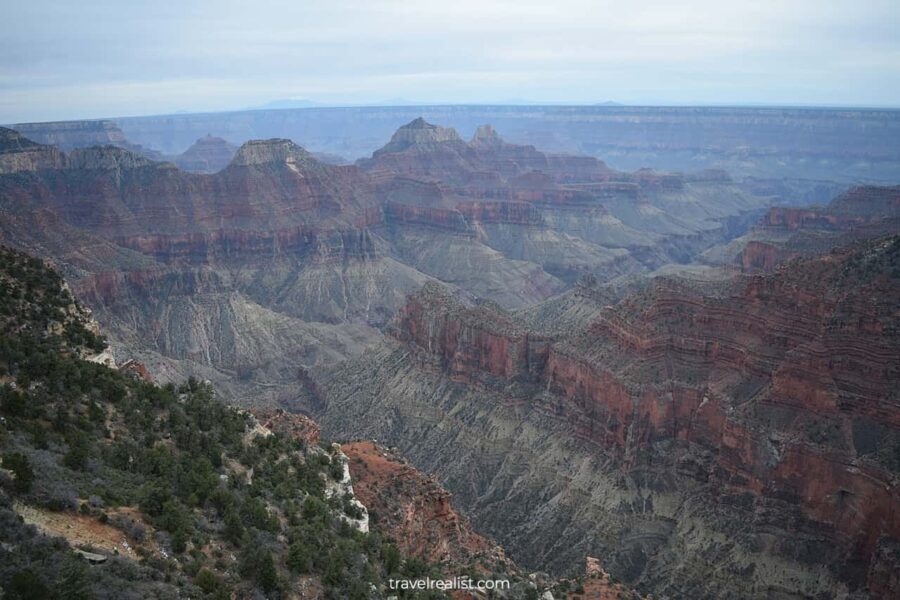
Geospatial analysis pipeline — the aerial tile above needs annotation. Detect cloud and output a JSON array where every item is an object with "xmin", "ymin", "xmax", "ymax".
[{"xmin": 2, "ymin": 0, "xmax": 899, "ymax": 122}]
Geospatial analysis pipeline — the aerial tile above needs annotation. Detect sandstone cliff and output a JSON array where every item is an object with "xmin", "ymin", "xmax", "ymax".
[
  {"xmin": 0, "ymin": 127, "xmax": 66, "ymax": 173},
  {"xmin": 707, "ymin": 185, "xmax": 900, "ymax": 272},
  {"xmin": 12, "ymin": 119, "xmax": 166, "ymax": 160},
  {"xmin": 318, "ymin": 234, "xmax": 900, "ymax": 599}
]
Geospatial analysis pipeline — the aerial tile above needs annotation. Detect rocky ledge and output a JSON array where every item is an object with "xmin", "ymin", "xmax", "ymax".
[{"xmin": 343, "ymin": 440, "xmax": 510, "ymax": 568}]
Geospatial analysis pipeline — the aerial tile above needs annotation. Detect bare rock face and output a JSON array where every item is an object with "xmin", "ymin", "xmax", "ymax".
[
  {"xmin": 230, "ymin": 137, "xmax": 318, "ymax": 167},
  {"xmin": 456, "ymin": 201, "xmax": 544, "ymax": 226},
  {"xmin": 470, "ymin": 124, "xmax": 611, "ymax": 184},
  {"xmin": 249, "ymin": 407, "xmax": 321, "ymax": 444},
  {"xmin": 578, "ymin": 557, "xmax": 644, "ymax": 600},
  {"xmin": 0, "ymin": 120, "xmax": 778, "ymax": 415},
  {"xmin": 67, "ymin": 145, "xmax": 158, "ymax": 171},
  {"xmin": 0, "ymin": 133, "xmax": 414, "ymax": 405},
  {"xmin": 391, "ymin": 281, "xmax": 550, "ymax": 380},
  {"xmin": 0, "ymin": 127, "xmax": 66, "ymax": 173},
  {"xmin": 359, "ymin": 118, "xmax": 478, "ymax": 182},
  {"xmin": 343, "ymin": 440, "xmax": 509, "ymax": 567},
  {"xmin": 318, "ymin": 233, "xmax": 900, "ymax": 599},
  {"xmin": 375, "ymin": 117, "xmax": 465, "ymax": 154},
  {"xmin": 174, "ymin": 135, "xmax": 236, "ymax": 173},
  {"xmin": 0, "ymin": 119, "xmax": 782, "ymax": 394},
  {"xmin": 720, "ymin": 185, "xmax": 900, "ymax": 272},
  {"xmin": 738, "ymin": 240, "xmax": 799, "ymax": 271},
  {"xmin": 470, "ymin": 123, "xmax": 504, "ymax": 146},
  {"xmin": 11, "ymin": 120, "xmax": 130, "ymax": 151},
  {"xmin": 2, "ymin": 113, "xmax": 897, "ymax": 599},
  {"xmin": 118, "ymin": 359, "xmax": 153, "ymax": 382},
  {"xmin": 363, "ymin": 119, "xmax": 610, "ymax": 187}
]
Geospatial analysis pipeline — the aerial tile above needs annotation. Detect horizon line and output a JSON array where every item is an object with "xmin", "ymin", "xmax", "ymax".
[{"xmin": 8, "ymin": 101, "xmax": 900, "ymax": 127}]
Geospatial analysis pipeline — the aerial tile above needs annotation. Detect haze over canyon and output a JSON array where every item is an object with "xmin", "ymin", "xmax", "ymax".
[{"xmin": 0, "ymin": 100, "xmax": 897, "ymax": 600}]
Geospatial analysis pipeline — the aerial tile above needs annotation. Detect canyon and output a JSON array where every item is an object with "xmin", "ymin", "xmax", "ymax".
[
  {"xmin": 0, "ymin": 119, "xmax": 775, "ymax": 407},
  {"xmin": 318, "ymin": 232, "xmax": 900, "ymax": 599},
  {"xmin": 0, "ymin": 113, "xmax": 898, "ymax": 599},
  {"xmin": 13, "ymin": 105, "xmax": 898, "ymax": 182}
]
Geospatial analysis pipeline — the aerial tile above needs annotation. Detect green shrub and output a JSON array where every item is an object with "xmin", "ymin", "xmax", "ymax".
[{"xmin": 2, "ymin": 452, "xmax": 34, "ymax": 493}]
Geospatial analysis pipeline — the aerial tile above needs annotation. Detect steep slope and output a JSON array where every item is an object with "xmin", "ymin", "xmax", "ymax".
[
  {"xmin": 702, "ymin": 185, "xmax": 900, "ymax": 271},
  {"xmin": 343, "ymin": 441, "xmax": 510, "ymax": 567},
  {"xmin": 0, "ymin": 130, "xmax": 431, "ymax": 405},
  {"xmin": 0, "ymin": 245, "xmax": 378, "ymax": 598},
  {"xmin": 0, "ymin": 245, "xmax": 553, "ymax": 599},
  {"xmin": 360, "ymin": 118, "xmax": 609, "ymax": 187},
  {"xmin": 0, "ymin": 127, "xmax": 66, "ymax": 173},
  {"xmin": 317, "ymin": 234, "xmax": 900, "ymax": 599}
]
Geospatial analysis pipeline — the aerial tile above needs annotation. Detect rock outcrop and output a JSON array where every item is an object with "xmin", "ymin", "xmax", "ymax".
[
  {"xmin": 376, "ymin": 117, "xmax": 465, "ymax": 153},
  {"xmin": 343, "ymin": 441, "xmax": 509, "ymax": 567},
  {"xmin": 362, "ymin": 118, "xmax": 609, "ymax": 187},
  {"xmin": 0, "ymin": 127, "xmax": 66, "ymax": 173},
  {"xmin": 249, "ymin": 407, "xmax": 321, "ymax": 445},
  {"xmin": 0, "ymin": 122, "xmax": 787, "ymax": 430},
  {"xmin": 174, "ymin": 135, "xmax": 236, "ymax": 173},
  {"xmin": 11, "ymin": 119, "xmax": 166, "ymax": 160}
]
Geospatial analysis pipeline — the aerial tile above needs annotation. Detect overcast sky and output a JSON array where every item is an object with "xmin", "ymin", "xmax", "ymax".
[{"xmin": 2, "ymin": 0, "xmax": 899, "ymax": 123}]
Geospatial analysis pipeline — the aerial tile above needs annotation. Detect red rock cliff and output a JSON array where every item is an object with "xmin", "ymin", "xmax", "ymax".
[
  {"xmin": 391, "ymin": 237, "xmax": 900, "ymax": 596},
  {"xmin": 342, "ymin": 441, "xmax": 508, "ymax": 566}
]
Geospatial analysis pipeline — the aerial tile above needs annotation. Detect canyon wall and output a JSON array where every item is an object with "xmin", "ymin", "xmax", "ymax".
[{"xmin": 318, "ymin": 236, "xmax": 900, "ymax": 599}]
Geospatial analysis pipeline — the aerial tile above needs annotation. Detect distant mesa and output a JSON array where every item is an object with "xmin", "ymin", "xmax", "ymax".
[
  {"xmin": 11, "ymin": 119, "xmax": 128, "ymax": 151},
  {"xmin": 10, "ymin": 119, "xmax": 166, "ymax": 161},
  {"xmin": 174, "ymin": 134, "xmax": 237, "ymax": 173},
  {"xmin": 373, "ymin": 117, "xmax": 464, "ymax": 155},
  {"xmin": 0, "ymin": 126, "xmax": 159, "ymax": 174},
  {"xmin": 50, "ymin": 105, "xmax": 900, "ymax": 181},
  {"xmin": 356, "ymin": 117, "xmax": 611, "ymax": 186},
  {"xmin": 229, "ymin": 138, "xmax": 319, "ymax": 168}
]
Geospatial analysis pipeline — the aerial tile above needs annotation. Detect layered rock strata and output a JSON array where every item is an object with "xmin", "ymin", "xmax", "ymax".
[{"xmin": 318, "ymin": 235, "xmax": 900, "ymax": 599}]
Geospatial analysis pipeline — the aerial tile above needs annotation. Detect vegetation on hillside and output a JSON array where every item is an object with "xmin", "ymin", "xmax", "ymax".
[{"xmin": 0, "ymin": 245, "xmax": 456, "ymax": 599}]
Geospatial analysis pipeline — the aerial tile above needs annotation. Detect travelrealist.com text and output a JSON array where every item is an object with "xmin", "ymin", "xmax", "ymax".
[{"xmin": 387, "ymin": 577, "xmax": 511, "ymax": 591}]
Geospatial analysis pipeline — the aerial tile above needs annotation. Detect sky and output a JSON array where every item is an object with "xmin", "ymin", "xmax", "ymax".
[{"xmin": 2, "ymin": 0, "xmax": 899, "ymax": 123}]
